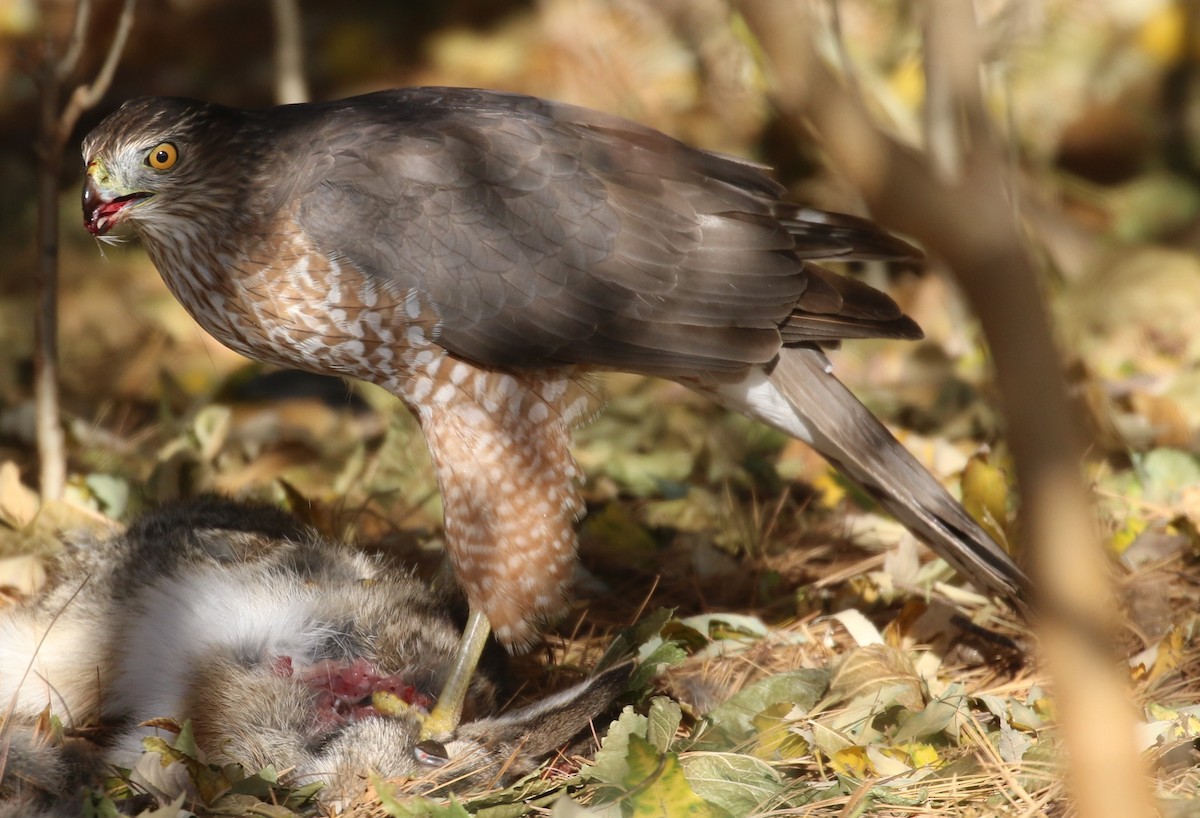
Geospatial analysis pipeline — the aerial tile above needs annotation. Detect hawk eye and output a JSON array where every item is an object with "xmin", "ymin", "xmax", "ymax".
[{"xmin": 146, "ymin": 142, "xmax": 178, "ymax": 170}]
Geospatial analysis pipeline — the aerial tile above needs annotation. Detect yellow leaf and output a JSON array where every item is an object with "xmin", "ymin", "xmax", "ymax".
[
  {"xmin": 1147, "ymin": 626, "xmax": 1187, "ymax": 684},
  {"xmin": 961, "ymin": 454, "xmax": 1011, "ymax": 550},
  {"xmin": 623, "ymin": 734, "xmax": 728, "ymax": 818},
  {"xmin": 1032, "ymin": 697, "xmax": 1055, "ymax": 721},
  {"xmin": 896, "ymin": 742, "xmax": 940, "ymax": 768},
  {"xmin": 1109, "ymin": 516, "xmax": 1148, "ymax": 555},
  {"xmin": 888, "ymin": 55, "xmax": 925, "ymax": 107},
  {"xmin": 1137, "ymin": 3, "xmax": 1186, "ymax": 63},
  {"xmin": 751, "ymin": 702, "xmax": 810, "ymax": 761},
  {"xmin": 1147, "ymin": 702, "xmax": 1179, "ymax": 721},
  {"xmin": 811, "ymin": 471, "xmax": 846, "ymax": 508},
  {"xmin": 830, "ymin": 746, "xmax": 870, "ymax": 778}
]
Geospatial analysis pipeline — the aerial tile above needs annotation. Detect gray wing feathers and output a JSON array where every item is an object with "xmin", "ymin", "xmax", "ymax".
[{"xmin": 293, "ymin": 88, "xmax": 914, "ymax": 377}]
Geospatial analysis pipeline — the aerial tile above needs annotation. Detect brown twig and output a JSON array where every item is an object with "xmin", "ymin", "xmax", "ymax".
[
  {"xmin": 737, "ymin": 2, "xmax": 1155, "ymax": 816},
  {"xmin": 33, "ymin": 0, "xmax": 136, "ymax": 501}
]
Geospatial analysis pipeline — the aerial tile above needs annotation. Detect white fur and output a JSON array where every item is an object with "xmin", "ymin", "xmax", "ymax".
[{"xmin": 104, "ymin": 564, "xmax": 331, "ymax": 764}]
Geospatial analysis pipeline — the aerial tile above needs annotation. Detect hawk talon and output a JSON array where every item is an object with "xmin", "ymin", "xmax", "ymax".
[
  {"xmin": 414, "ymin": 739, "xmax": 450, "ymax": 768},
  {"xmin": 420, "ymin": 608, "xmax": 492, "ymax": 742}
]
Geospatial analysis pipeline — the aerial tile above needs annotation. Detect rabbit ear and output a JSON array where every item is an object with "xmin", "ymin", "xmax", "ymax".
[{"xmin": 437, "ymin": 663, "xmax": 632, "ymax": 781}]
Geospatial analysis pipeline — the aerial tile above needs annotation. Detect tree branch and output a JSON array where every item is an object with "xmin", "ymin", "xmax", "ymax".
[
  {"xmin": 34, "ymin": 0, "xmax": 137, "ymax": 501},
  {"xmin": 737, "ymin": 2, "xmax": 1155, "ymax": 816},
  {"xmin": 58, "ymin": 0, "xmax": 137, "ymax": 145},
  {"xmin": 52, "ymin": 0, "xmax": 92, "ymax": 83}
]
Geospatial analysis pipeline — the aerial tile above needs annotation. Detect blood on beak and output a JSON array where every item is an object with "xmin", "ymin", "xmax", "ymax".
[{"xmin": 82, "ymin": 169, "xmax": 148, "ymax": 236}]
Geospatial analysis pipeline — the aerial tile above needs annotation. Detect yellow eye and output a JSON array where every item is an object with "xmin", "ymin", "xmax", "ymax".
[{"xmin": 146, "ymin": 142, "xmax": 178, "ymax": 170}]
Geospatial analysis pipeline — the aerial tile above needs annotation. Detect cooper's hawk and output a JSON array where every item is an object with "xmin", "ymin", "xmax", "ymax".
[{"xmin": 82, "ymin": 87, "xmax": 1028, "ymax": 738}]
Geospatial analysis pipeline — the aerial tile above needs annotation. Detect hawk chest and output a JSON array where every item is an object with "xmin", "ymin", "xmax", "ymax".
[{"xmin": 141, "ymin": 223, "xmax": 436, "ymax": 390}]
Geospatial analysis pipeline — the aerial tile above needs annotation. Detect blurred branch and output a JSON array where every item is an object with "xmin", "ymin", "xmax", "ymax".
[
  {"xmin": 34, "ymin": 0, "xmax": 137, "ymax": 501},
  {"xmin": 736, "ymin": 2, "xmax": 1154, "ymax": 816},
  {"xmin": 271, "ymin": 0, "xmax": 309, "ymax": 104},
  {"xmin": 921, "ymin": 0, "xmax": 971, "ymax": 181},
  {"xmin": 53, "ymin": 0, "xmax": 92, "ymax": 82},
  {"xmin": 58, "ymin": 0, "xmax": 137, "ymax": 141}
]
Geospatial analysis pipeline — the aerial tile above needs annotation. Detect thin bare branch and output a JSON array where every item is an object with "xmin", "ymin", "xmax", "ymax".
[
  {"xmin": 59, "ymin": 0, "xmax": 137, "ymax": 146},
  {"xmin": 922, "ymin": 0, "xmax": 970, "ymax": 181},
  {"xmin": 34, "ymin": 0, "xmax": 138, "ymax": 502},
  {"xmin": 53, "ymin": 0, "xmax": 93, "ymax": 83}
]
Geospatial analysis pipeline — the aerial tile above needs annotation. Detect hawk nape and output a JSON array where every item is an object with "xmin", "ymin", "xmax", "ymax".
[{"xmin": 82, "ymin": 87, "xmax": 1029, "ymax": 739}]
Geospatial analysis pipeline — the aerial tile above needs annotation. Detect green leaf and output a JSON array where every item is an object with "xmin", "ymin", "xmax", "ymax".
[
  {"xmin": 223, "ymin": 765, "xmax": 322, "ymax": 811},
  {"xmin": 996, "ymin": 722, "xmax": 1034, "ymax": 763},
  {"xmin": 285, "ymin": 780, "xmax": 325, "ymax": 807},
  {"xmin": 462, "ymin": 767, "xmax": 578, "ymax": 812},
  {"xmin": 82, "ymin": 792, "xmax": 124, "ymax": 818},
  {"xmin": 229, "ymin": 767, "xmax": 280, "ymax": 797},
  {"xmin": 585, "ymin": 706, "xmax": 650, "ymax": 787},
  {"xmin": 475, "ymin": 804, "xmax": 536, "ymax": 818},
  {"xmin": 192, "ymin": 404, "xmax": 232, "ymax": 461},
  {"xmin": 374, "ymin": 779, "xmax": 471, "ymax": 818},
  {"xmin": 623, "ymin": 735, "xmax": 729, "ymax": 818},
  {"xmin": 631, "ymin": 640, "xmax": 687, "ymax": 692},
  {"xmin": 751, "ymin": 702, "xmax": 811, "ymax": 760},
  {"xmin": 1137, "ymin": 448, "xmax": 1200, "ymax": 500},
  {"xmin": 84, "ymin": 473, "xmax": 131, "ymax": 518},
  {"xmin": 208, "ymin": 792, "xmax": 301, "ymax": 816},
  {"xmin": 680, "ymin": 752, "xmax": 783, "ymax": 816},
  {"xmin": 866, "ymin": 785, "xmax": 929, "ymax": 807},
  {"xmin": 692, "ymin": 670, "xmax": 829, "ymax": 750},
  {"xmin": 137, "ymin": 722, "xmax": 236, "ymax": 805},
  {"xmin": 245, "ymin": 805, "xmax": 303, "ymax": 817},
  {"xmin": 548, "ymin": 795, "xmax": 619, "ymax": 817},
  {"xmin": 595, "ymin": 607, "xmax": 676, "ymax": 672},
  {"xmin": 173, "ymin": 720, "xmax": 201, "ymax": 760},
  {"xmin": 647, "ymin": 697, "xmax": 683, "ymax": 752},
  {"xmin": 581, "ymin": 503, "xmax": 659, "ymax": 570},
  {"xmin": 893, "ymin": 683, "xmax": 967, "ymax": 744}
]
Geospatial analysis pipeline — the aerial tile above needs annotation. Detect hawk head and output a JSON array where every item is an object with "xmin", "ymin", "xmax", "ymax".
[{"xmin": 81, "ymin": 97, "xmax": 254, "ymax": 239}]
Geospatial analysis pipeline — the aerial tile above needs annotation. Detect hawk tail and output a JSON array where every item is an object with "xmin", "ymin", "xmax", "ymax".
[{"xmin": 712, "ymin": 347, "xmax": 1030, "ymax": 605}]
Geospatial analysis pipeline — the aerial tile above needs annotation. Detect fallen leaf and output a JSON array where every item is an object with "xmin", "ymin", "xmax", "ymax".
[
  {"xmin": 0, "ymin": 461, "xmax": 39, "ymax": 529},
  {"xmin": 622, "ymin": 734, "xmax": 728, "ymax": 818}
]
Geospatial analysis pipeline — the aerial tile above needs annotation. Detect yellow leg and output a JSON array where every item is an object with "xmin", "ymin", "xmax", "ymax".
[{"xmin": 420, "ymin": 608, "xmax": 491, "ymax": 740}]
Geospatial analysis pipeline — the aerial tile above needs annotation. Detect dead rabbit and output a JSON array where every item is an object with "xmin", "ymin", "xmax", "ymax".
[{"xmin": 0, "ymin": 497, "xmax": 627, "ymax": 815}]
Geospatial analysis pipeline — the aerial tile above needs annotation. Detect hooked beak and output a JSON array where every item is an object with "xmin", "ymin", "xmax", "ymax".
[{"xmin": 82, "ymin": 163, "xmax": 149, "ymax": 236}]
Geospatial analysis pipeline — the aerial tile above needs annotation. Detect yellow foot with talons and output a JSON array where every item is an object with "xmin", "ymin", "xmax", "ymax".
[{"xmin": 420, "ymin": 608, "xmax": 492, "ymax": 740}]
